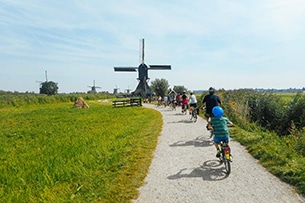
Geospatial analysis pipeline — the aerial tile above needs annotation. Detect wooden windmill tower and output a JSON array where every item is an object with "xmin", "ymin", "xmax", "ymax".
[{"xmin": 114, "ymin": 39, "xmax": 171, "ymax": 98}]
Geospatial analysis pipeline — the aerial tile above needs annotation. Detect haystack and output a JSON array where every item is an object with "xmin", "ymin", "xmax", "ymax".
[{"xmin": 74, "ymin": 97, "xmax": 90, "ymax": 108}]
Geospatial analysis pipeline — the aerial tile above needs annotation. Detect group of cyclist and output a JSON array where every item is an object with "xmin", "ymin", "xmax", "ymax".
[{"xmin": 172, "ymin": 87, "xmax": 233, "ymax": 160}]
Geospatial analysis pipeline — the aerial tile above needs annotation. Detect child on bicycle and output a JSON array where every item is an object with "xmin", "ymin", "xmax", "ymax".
[{"xmin": 208, "ymin": 106, "xmax": 233, "ymax": 159}]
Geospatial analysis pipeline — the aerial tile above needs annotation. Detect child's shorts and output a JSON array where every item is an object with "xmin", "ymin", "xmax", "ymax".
[{"xmin": 213, "ymin": 137, "xmax": 230, "ymax": 144}]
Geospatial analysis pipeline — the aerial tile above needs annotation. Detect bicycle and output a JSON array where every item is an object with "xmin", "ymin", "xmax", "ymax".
[
  {"xmin": 218, "ymin": 140, "xmax": 232, "ymax": 175},
  {"xmin": 181, "ymin": 104, "xmax": 188, "ymax": 114},
  {"xmin": 190, "ymin": 106, "xmax": 198, "ymax": 122},
  {"xmin": 171, "ymin": 100, "xmax": 177, "ymax": 111}
]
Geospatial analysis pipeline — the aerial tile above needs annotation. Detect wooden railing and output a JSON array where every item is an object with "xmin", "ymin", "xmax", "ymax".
[{"xmin": 112, "ymin": 98, "xmax": 142, "ymax": 107}]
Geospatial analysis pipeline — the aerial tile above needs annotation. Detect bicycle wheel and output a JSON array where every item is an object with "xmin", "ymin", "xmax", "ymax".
[
  {"xmin": 222, "ymin": 151, "xmax": 231, "ymax": 174},
  {"xmin": 192, "ymin": 110, "xmax": 197, "ymax": 122}
]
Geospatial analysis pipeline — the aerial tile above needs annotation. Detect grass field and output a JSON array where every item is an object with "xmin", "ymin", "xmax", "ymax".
[{"xmin": 0, "ymin": 101, "xmax": 162, "ymax": 202}]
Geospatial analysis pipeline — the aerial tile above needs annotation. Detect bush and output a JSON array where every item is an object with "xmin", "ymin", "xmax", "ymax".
[
  {"xmin": 247, "ymin": 93, "xmax": 285, "ymax": 134},
  {"xmin": 0, "ymin": 92, "xmax": 116, "ymax": 108},
  {"xmin": 283, "ymin": 93, "xmax": 305, "ymax": 134}
]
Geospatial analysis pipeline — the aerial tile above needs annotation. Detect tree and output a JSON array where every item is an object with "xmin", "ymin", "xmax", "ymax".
[
  {"xmin": 173, "ymin": 85, "xmax": 187, "ymax": 94},
  {"xmin": 40, "ymin": 81, "xmax": 59, "ymax": 95},
  {"xmin": 150, "ymin": 78, "xmax": 170, "ymax": 97}
]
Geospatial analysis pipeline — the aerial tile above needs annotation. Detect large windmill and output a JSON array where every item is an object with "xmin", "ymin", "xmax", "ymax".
[{"xmin": 114, "ymin": 39, "xmax": 171, "ymax": 98}]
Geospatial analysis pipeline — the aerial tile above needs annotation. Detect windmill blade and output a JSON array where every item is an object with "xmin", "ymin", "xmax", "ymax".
[
  {"xmin": 114, "ymin": 67, "xmax": 137, "ymax": 72},
  {"xmin": 140, "ymin": 38, "xmax": 145, "ymax": 64},
  {"xmin": 149, "ymin": 65, "xmax": 171, "ymax": 70}
]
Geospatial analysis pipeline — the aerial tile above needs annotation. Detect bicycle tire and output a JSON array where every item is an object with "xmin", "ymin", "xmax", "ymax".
[
  {"xmin": 224, "ymin": 158, "xmax": 231, "ymax": 174},
  {"xmin": 191, "ymin": 110, "xmax": 197, "ymax": 122},
  {"xmin": 222, "ymin": 151, "xmax": 231, "ymax": 174}
]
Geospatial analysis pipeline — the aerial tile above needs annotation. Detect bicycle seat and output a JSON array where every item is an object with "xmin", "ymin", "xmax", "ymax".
[{"xmin": 219, "ymin": 140, "xmax": 229, "ymax": 146}]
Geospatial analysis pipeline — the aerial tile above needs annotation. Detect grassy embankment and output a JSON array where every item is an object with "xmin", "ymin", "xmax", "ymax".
[
  {"xmin": 212, "ymin": 91, "xmax": 305, "ymax": 195},
  {"xmin": 0, "ymin": 97, "xmax": 162, "ymax": 202}
]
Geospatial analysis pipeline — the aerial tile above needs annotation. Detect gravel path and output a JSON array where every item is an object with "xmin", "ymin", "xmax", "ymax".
[{"xmin": 133, "ymin": 104, "xmax": 305, "ymax": 203}]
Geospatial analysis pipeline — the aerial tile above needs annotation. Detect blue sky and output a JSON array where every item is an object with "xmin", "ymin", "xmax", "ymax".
[{"xmin": 1, "ymin": 0, "xmax": 305, "ymax": 93}]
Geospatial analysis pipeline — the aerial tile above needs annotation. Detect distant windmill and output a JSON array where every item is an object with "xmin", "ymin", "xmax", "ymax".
[
  {"xmin": 125, "ymin": 86, "xmax": 131, "ymax": 94},
  {"xmin": 114, "ymin": 39, "xmax": 171, "ymax": 98},
  {"xmin": 36, "ymin": 70, "xmax": 48, "ymax": 87},
  {"xmin": 113, "ymin": 85, "xmax": 120, "ymax": 94},
  {"xmin": 88, "ymin": 80, "xmax": 101, "ymax": 93}
]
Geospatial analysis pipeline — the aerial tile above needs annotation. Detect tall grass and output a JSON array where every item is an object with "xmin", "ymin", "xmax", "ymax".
[
  {"xmin": 212, "ymin": 90, "xmax": 305, "ymax": 195},
  {"xmin": 0, "ymin": 92, "xmax": 115, "ymax": 108},
  {"xmin": 0, "ymin": 101, "xmax": 162, "ymax": 202}
]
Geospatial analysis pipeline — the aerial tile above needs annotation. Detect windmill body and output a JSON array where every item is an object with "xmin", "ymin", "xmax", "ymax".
[
  {"xmin": 114, "ymin": 39, "xmax": 171, "ymax": 98},
  {"xmin": 88, "ymin": 80, "xmax": 101, "ymax": 93}
]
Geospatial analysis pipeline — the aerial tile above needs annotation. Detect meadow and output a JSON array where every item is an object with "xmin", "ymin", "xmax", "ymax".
[
  {"xmin": 1, "ymin": 90, "xmax": 305, "ymax": 202},
  {"xmin": 0, "ymin": 100, "xmax": 162, "ymax": 202}
]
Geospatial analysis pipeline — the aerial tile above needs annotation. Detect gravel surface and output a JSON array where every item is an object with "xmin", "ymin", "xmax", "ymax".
[{"xmin": 133, "ymin": 104, "xmax": 305, "ymax": 203}]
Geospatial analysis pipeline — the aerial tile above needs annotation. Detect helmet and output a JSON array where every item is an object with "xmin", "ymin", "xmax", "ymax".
[
  {"xmin": 209, "ymin": 87, "xmax": 215, "ymax": 93},
  {"xmin": 212, "ymin": 106, "xmax": 224, "ymax": 118}
]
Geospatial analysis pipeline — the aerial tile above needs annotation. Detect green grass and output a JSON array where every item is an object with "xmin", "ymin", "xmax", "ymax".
[
  {"xmin": 231, "ymin": 127, "xmax": 305, "ymax": 195},
  {"xmin": 0, "ymin": 101, "xmax": 162, "ymax": 202}
]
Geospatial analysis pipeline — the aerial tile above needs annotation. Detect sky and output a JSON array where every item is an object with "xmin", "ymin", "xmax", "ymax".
[{"xmin": 1, "ymin": 0, "xmax": 305, "ymax": 93}]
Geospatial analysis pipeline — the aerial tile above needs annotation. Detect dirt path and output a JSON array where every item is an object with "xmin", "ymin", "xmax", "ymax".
[{"xmin": 133, "ymin": 104, "xmax": 305, "ymax": 203}]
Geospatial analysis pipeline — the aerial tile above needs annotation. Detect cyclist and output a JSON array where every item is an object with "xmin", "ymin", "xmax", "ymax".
[
  {"xmin": 208, "ymin": 106, "xmax": 233, "ymax": 158},
  {"xmin": 201, "ymin": 87, "xmax": 222, "ymax": 123},
  {"xmin": 188, "ymin": 92, "xmax": 197, "ymax": 115},
  {"xmin": 181, "ymin": 91, "xmax": 188, "ymax": 113},
  {"xmin": 157, "ymin": 95, "xmax": 162, "ymax": 106}
]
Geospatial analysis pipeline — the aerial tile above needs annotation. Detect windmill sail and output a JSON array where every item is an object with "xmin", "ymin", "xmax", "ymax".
[
  {"xmin": 113, "ymin": 38, "xmax": 171, "ymax": 98},
  {"xmin": 149, "ymin": 65, "xmax": 171, "ymax": 70},
  {"xmin": 114, "ymin": 67, "xmax": 137, "ymax": 72}
]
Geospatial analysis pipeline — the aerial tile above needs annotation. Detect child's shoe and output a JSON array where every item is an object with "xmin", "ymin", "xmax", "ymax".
[
  {"xmin": 216, "ymin": 150, "xmax": 221, "ymax": 158},
  {"xmin": 229, "ymin": 154, "xmax": 233, "ymax": 162}
]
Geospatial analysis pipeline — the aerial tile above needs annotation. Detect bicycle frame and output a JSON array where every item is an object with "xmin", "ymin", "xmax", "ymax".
[{"xmin": 190, "ymin": 106, "xmax": 198, "ymax": 122}]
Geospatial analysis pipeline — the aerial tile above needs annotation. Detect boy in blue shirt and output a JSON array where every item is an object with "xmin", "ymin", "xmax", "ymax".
[{"xmin": 208, "ymin": 106, "xmax": 233, "ymax": 159}]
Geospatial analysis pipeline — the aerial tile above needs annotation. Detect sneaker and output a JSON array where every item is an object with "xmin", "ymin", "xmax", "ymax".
[
  {"xmin": 229, "ymin": 154, "xmax": 233, "ymax": 162},
  {"xmin": 216, "ymin": 150, "xmax": 221, "ymax": 158}
]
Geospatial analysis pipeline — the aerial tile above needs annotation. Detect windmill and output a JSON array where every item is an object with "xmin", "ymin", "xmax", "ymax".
[
  {"xmin": 87, "ymin": 80, "xmax": 101, "ymax": 93},
  {"xmin": 114, "ymin": 39, "xmax": 171, "ymax": 98},
  {"xmin": 113, "ymin": 85, "xmax": 120, "ymax": 94},
  {"xmin": 125, "ymin": 86, "xmax": 131, "ymax": 94},
  {"xmin": 36, "ymin": 70, "xmax": 48, "ymax": 87}
]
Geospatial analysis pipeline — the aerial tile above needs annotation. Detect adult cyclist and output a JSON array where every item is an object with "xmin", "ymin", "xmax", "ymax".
[
  {"xmin": 201, "ymin": 87, "xmax": 222, "ymax": 123},
  {"xmin": 181, "ymin": 91, "xmax": 188, "ymax": 113},
  {"xmin": 188, "ymin": 92, "xmax": 197, "ymax": 115}
]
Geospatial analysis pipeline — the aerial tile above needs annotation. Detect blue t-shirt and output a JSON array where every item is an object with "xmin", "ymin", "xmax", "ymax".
[{"xmin": 209, "ymin": 117, "xmax": 231, "ymax": 138}]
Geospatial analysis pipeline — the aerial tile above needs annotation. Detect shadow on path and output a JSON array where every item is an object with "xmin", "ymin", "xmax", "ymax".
[
  {"xmin": 169, "ymin": 136, "xmax": 213, "ymax": 147},
  {"xmin": 167, "ymin": 160, "xmax": 229, "ymax": 181}
]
